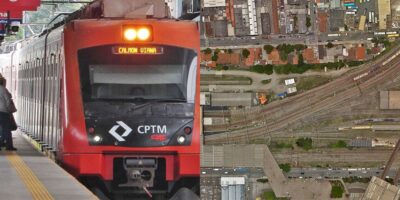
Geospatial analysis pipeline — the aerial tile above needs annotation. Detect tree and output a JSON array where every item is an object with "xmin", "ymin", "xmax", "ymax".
[
  {"xmin": 214, "ymin": 48, "xmax": 221, "ymax": 54},
  {"xmin": 294, "ymin": 44, "xmax": 307, "ymax": 51},
  {"xmin": 306, "ymin": 16, "xmax": 311, "ymax": 28},
  {"xmin": 296, "ymin": 137, "xmax": 313, "ymax": 150},
  {"xmin": 227, "ymin": 49, "xmax": 233, "ymax": 54},
  {"xmin": 211, "ymin": 54, "xmax": 218, "ymax": 61},
  {"xmin": 242, "ymin": 49, "xmax": 250, "ymax": 58},
  {"xmin": 298, "ymin": 53, "xmax": 304, "ymax": 66},
  {"xmin": 263, "ymin": 45, "xmax": 274, "ymax": 54},
  {"xmin": 279, "ymin": 163, "xmax": 291, "ymax": 173},
  {"xmin": 203, "ymin": 48, "xmax": 212, "ymax": 54},
  {"xmin": 344, "ymin": 24, "xmax": 349, "ymax": 31},
  {"xmin": 326, "ymin": 42, "xmax": 334, "ymax": 48}
]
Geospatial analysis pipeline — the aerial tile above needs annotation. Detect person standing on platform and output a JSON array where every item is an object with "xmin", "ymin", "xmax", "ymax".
[{"xmin": 0, "ymin": 74, "xmax": 17, "ymax": 151}]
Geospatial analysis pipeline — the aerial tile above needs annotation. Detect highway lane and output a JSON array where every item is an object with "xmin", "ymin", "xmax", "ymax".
[
  {"xmin": 201, "ymin": 167, "xmax": 397, "ymax": 179},
  {"xmin": 288, "ymin": 168, "xmax": 397, "ymax": 179},
  {"xmin": 201, "ymin": 32, "xmax": 375, "ymax": 48}
]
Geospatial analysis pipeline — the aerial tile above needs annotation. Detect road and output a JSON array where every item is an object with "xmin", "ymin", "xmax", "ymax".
[
  {"xmin": 288, "ymin": 168, "xmax": 397, "ymax": 179},
  {"xmin": 201, "ymin": 32, "xmax": 375, "ymax": 48},
  {"xmin": 201, "ymin": 167, "xmax": 398, "ymax": 179},
  {"xmin": 203, "ymin": 44, "xmax": 400, "ymax": 144}
]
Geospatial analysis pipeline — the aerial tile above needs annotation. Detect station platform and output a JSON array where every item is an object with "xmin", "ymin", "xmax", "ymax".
[{"xmin": 0, "ymin": 132, "xmax": 97, "ymax": 200}]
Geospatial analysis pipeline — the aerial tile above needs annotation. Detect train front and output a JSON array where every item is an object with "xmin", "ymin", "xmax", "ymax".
[{"xmin": 62, "ymin": 19, "xmax": 200, "ymax": 197}]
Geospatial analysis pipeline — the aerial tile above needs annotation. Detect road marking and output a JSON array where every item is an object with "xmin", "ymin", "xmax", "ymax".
[{"xmin": 6, "ymin": 152, "xmax": 54, "ymax": 200}]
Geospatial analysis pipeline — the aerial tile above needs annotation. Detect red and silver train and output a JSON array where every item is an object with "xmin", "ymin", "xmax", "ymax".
[{"xmin": 0, "ymin": 0, "xmax": 200, "ymax": 199}]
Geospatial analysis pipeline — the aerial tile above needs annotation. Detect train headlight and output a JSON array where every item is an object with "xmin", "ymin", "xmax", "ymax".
[
  {"xmin": 137, "ymin": 27, "xmax": 151, "ymax": 41},
  {"xmin": 123, "ymin": 25, "xmax": 152, "ymax": 42},
  {"xmin": 93, "ymin": 135, "xmax": 102, "ymax": 143},
  {"xmin": 177, "ymin": 136, "xmax": 186, "ymax": 144},
  {"xmin": 124, "ymin": 28, "xmax": 137, "ymax": 41}
]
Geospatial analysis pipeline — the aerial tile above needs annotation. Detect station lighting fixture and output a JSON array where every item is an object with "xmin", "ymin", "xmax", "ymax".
[{"xmin": 123, "ymin": 26, "xmax": 152, "ymax": 42}]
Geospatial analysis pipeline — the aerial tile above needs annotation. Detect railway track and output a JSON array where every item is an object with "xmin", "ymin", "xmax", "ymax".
[{"xmin": 204, "ymin": 45, "xmax": 400, "ymax": 144}]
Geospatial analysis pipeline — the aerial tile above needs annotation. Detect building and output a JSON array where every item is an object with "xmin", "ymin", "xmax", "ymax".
[
  {"xmin": 284, "ymin": 78, "xmax": 295, "ymax": 86},
  {"xmin": 359, "ymin": 15, "xmax": 366, "ymax": 31},
  {"xmin": 302, "ymin": 48, "xmax": 319, "ymax": 63},
  {"xmin": 329, "ymin": 9, "xmax": 345, "ymax": 31},
  {"xmin": 348, "ymin": 139, "xmax": 372, "ymax": 148},
  {"xmin": 204, "ymin": 0, "xmax": 226, "ymax": 7},
  {"xmin": 233, "ymin": 0, "xmax": 259, "ymax": 36},
  {"xmin": 210, "ymin": 92, "xmax": 257, "ymax": 107},
  {"xmin": 216, "ymin": 53, "xmax": 241, "ymax": 65},
  {"xmin": 380, "ymin": 91, "xmax": 400, "ymax": 109},
  {"xmin": 377, "ymin": 0, "xmax": 391, "ymax": 29},
  {"xmin": 268, "ymin": 49, "xmax": 287, "ymax": 65},
  {"xmin": 243, "ymin": 48, "xmax": 262, "ymax": 66},
  {"xmin": 165, "ymin": 0, "xmax": 183, "ymax": 18},
  {"xmin": 214, "ymin": 20, "xmax": 229, "ymax": 37},
  {"xmin": 318, "ymin": 12, "xmax": 328, "ymax": 33},
  {"xmin": 260, "ymin": 13, "xmax": 272, "ymax": 35},
  {"xmin": 287, "ymin": 0, "xmax": 307, "ymax": 5},
  {"xmin": 297, "ymin": 14, "xmax": 307, "ymax": 33},
  {"xmin": 347, "ymin": 46, "xmax": 366, "ymax": 61},
  {"xmin": 330, "ymin": 0, "xmax": 341, "ymax": 8},
  {"xmin": 362, "ymin": 177, "xmax": 400, "ymax": 200},
  {"xmin": 221, "ymin": 177, "xmax": 245, "ymax": 200}
]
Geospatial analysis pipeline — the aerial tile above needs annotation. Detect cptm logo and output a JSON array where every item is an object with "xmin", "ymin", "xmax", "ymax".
[{"xmin": 108, "ymin": 121, "xmax": 132, "ymax": 142}]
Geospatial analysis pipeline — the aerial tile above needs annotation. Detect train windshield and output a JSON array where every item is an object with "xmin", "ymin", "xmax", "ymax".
[{"xmin": 78, "ymin": 45, "xmax": 197, "ymax": 103}]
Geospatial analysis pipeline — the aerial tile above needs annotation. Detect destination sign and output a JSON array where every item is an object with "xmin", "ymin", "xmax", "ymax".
[{"xmin": 112, "ymin": 46, "xmax": 163, "ymax": 55}]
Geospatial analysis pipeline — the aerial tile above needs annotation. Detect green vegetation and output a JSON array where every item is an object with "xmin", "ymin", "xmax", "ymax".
[
  {"xmin": 326, "ymin": 42, "xmax": 334, "ymax": 49},
  {"xmin": 273, "ymin": 61, "xmax": 345, "ymax": 74},
  {"xmin": 306, "ymin": 16, "xmax": 311, "ymax": 28},
  {"xmin": 346, "ymin": 60, "xmax": 364, "ymax": 67},
  {"xmin": 279, "ymin": 163, "xmax": 291, "ymax": 173},
  {"xmin": 250, "ymin": 64, "xmax": 274, "ymax": 75},
  {"xmin": 264, "ymin": 45, "xmax": 274, "ymax": 54},
  {"xmin": 298, "ymin": 53, "xmax": 304, "ymax": 65},
  {"xmin": 296, "ymin": 76, "xmax": 332, "ymax": 91},
  {"xmin": 372, "ymin": 36, "xmax": 390, "ymax": 47},
  {"xmin": 257, "ymin": 178, "xmax": 269, "ymax": 183},
  {"xmin": 211, "ymin": 54, "xmax": 218, "ymax": 61},
  {"xmin": 343, "ymin": 177, "xmax": 371, "ymax": 183},
  {"xmin": 273, "ymin": 142, "xmax": 294, "ymax": 149},
  {"xmin": 276, "ymin": 44, "xmax": 296, "ymax": 61},
  {"xmin": 330, "ymin": 181, "xmax": 344, "ymax": 198},
  {"xmin": 242, "ymin": 49, "xmax": 250, "ymax": 58},
  {"xmin": 203, "ymin": 48, "xmax": 212, "ymax": 54},
  {"xmin": 263, "ymin": 191, "xmax": 289, "ymax": 200},
  {"xmin": 294, "ymin": 44, "xmax": 307, "ymax": 51},
  {"xmin": 261, "ymin": 79, "xmax": 272, "ymax": 84},
  {"xmin": 329, "ymin": 140, "xmax": 347, "ymax": 148},
  {"xmin": 296, "ymin": 137, "xmax": 313, "ymax": 150},
  {"xmin": 227, "ymin": 49, "xmax": 233, "ymax": 54}
]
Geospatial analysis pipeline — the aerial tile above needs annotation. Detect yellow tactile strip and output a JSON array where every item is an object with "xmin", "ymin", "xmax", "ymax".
[{"xmin": 5, "ymin": 152, "xmax": 54, "ymax": 200}]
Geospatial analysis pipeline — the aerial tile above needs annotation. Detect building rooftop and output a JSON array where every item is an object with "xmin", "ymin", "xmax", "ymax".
[
  {"xmin": 302, "ymin": 48, "xmax": 319, "ymax": 64},
  {"xmin": 244, "ymin": 48, "xmax": 262, "ymax": 66},
  {"xmin": 268, "ymin": 49, "xmax": 287, "ymax": 65},
  {"xmin": 329, "ymin": 9, "xmax": 345, "ymax": 31},
  {"xmin": 318, "ymin": 12, "xmax": 328, "ymax": 33}
]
